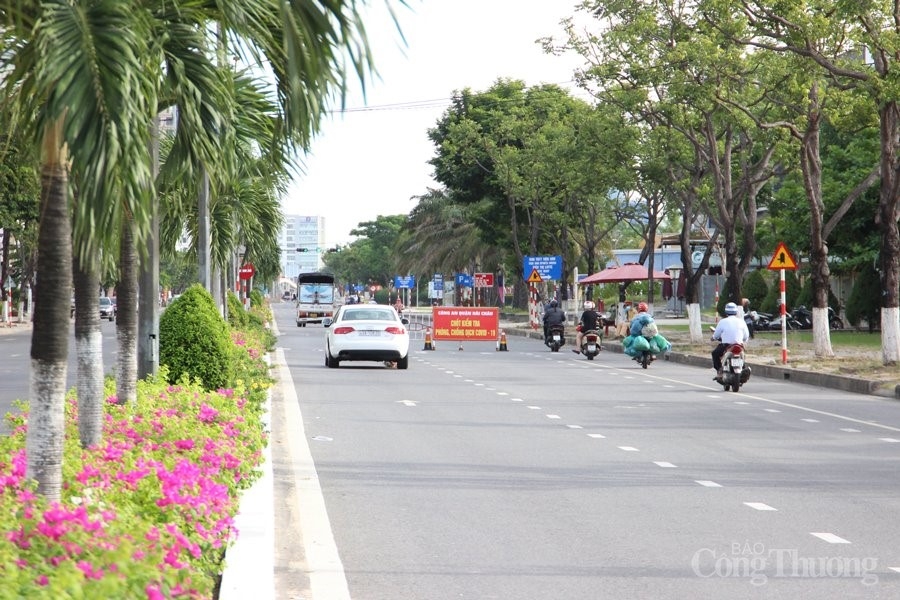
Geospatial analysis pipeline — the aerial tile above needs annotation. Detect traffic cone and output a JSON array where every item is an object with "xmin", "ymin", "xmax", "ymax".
[
  {"xmin": 423, "ymin": 327, "xmax": 435, "ymax": 351},
  {"xmin": 497, "ymin": 330, "xmax": 508, "ymax": 351}
]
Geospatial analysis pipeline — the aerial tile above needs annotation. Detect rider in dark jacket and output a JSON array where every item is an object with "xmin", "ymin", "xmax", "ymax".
[{"xmin": 542, "ymin": 299, "xmax": 567, "ymax": 345}]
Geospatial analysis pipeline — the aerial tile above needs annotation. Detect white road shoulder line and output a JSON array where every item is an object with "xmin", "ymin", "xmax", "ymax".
[
  {"xmin": 275, "ymin": 349, "xmax": 350, "ymax": 600},
  {"xmin": 811, "ymin": 532, "xmax": 851, "ymax": 544}
]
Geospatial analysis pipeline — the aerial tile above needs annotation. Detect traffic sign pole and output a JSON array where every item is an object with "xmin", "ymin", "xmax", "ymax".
[{"xmin": 780, "ymin": 269, "xmax": 788, "ymax": 364}]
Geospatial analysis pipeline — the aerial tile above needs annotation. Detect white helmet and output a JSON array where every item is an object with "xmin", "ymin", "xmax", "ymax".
[
  {"xmin": 583, "ymin": 301, "xmax": 594, "ymax": 310},
  {"xmin": 724, "ymin": 302, "xmax": 738, "ymax": 315}
]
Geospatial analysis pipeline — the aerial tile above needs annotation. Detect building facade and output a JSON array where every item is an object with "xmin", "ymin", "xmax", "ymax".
[{"xmin": 280, "ymin": 215, "xmax": 326, "ymax": 280}]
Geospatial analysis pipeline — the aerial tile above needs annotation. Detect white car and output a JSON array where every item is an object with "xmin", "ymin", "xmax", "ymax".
[{"xmin": 323, "ymin": 304, "xmax": 410, "ymax": 369}]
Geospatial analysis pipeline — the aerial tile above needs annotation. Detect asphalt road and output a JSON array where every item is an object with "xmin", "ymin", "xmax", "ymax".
[
  {"xmin": 272, "ymin": 302, "xmax": 900, "ymax": 600},
  {"xmin": 0, "ymin": 321, "xmax": 118, "ymax": 416}
]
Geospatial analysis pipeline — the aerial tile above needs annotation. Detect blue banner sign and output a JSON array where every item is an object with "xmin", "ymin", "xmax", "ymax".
[
  {"xmin": 524, "ymin": 255, "xmax": 563, "ymax": 281},
  {"xmin": 433, "ymin": 273, "xmax": 444, "ymax": 291},
  {"xmin": 393, "ymin": 275, "xmax": 416, "ymax": 289}
]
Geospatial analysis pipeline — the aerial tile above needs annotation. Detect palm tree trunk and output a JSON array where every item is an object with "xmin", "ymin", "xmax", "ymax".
[
  {"xmin": 73, "ymin": 252, "xmax": 104, "ymax": 447},
  {"xmin": 26, "ymin": 123, "xmax": 70, "ymax": 501},
  {"xmin": 116, "ymin": 214, "xmax": 138, "ymax": 404}
]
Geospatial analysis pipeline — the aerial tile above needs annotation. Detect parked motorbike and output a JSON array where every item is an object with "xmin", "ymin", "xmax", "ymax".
[
  {"xmin": 717, "ymin": 342, "xmax": 751, "ymax": 392},
  {"xmin": 580, "ymin": 329, "xmax": 602, "ymax": 360},
  {"xmin": 765, "ymin": 306, "xmax": 843, "ymax": 331},
  {"xmin": 546, "ymin": 324, "xmax": 566, "ymax": 352}
]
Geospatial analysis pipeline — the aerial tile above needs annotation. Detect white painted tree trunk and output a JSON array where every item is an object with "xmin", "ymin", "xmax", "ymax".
[
  {"xmin": 882, "ymin": 307, "xmax": 900, "ymax": 365},
  {"xmin": 76, "ymin": 330, "xmax": 104, "ymax": 447},
  {"xmin": 811, "ymin": 307, "xmax": 835, "ymax": 358},
  {"xmin": 688, "ymin": 302, "xmax": 703, "ymax": 343},
  {"xmin": 26, "ymin": 360, "xmax": 66, "ymax": 502}
]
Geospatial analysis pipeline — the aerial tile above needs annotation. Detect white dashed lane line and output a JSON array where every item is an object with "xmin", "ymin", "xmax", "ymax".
[
  {"xmin": 618, "ymin": 446, "xmax": 639, "ymax": 452},
  {"xmin": 567, "ymin": 425, "xmax": 583, "ymax": 429},
  {"xmin": 801, "ymin": 418, "xmax": 820, "ymax": 423},
  {"xmin": 811, "ymin": 532, "xmax": 851, "ymax": 544},
  {"xmin": 654, "ymin": 462, "xmax": 677, "ymax": 468},
  {"xmin": 587, "ymin": 433, "xmax": 606, "ymax": 439},
  {"xmin": 764, "ymin": 408, "xmax": 781, "ymax": 413},
  {"xmin": 879, "ymin": 437, "xmax": 900, "ymax": 443},
  {"xmin": 840, "ymin": 428, "xmax": 860, "ymax": 433},
  {"xmin": 696, "ymin": 480, "xmax": 722, "ymax": 488},
  {"xmin": 546, "ymin": 414, "xmax": 561, "ymax": 419},
  {"xmin": 744, "ymin": 502, "xmax": 778, "ymax": 511},
  {"xmin": 526, "ymin": 406, "xmax": 541, "ymax": 410}
]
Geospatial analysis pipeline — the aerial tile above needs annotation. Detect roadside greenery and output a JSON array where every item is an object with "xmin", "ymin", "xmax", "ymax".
[{"xmin": 0, "ymin": 300, "xmax": 273, "ymax": 596}]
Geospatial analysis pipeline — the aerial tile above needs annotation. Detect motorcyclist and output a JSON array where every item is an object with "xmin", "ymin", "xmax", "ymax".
[
  {"xmin": 711, "ymin": 301, "xmax": 751, "ymax": 381},
  {"xmin": 573, "ymin": 300, "xmax": 601, "ymax": 353},
  {"xmin": 542, "ymin": 299, "xmax": 567, "ymax": 345},
  {"xmin": 629, "ymin": 302, "xmax": 654, "ymax": 337}
]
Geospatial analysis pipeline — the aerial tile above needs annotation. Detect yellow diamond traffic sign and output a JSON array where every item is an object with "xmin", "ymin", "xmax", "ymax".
[{"xmin": 766, "ymin": 242, "xmax": 798, "ymax": 271}]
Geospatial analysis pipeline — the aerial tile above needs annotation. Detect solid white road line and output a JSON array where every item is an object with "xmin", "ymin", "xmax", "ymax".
[
  {"xmin": 811, "ymin": 532, "xmax": 851, "ymax": 544},
  {"xmin": 277, "ymin": 349, "xmax": 351, "ymax": 600}
]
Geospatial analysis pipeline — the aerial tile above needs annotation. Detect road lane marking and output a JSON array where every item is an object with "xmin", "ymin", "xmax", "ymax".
[
  {"xmin": 496, "ymin": 392, "xmax": 508, "ymax": 396},
  {"xmin": 510, "ymin": 398, "xmax": 523, "ymax": 402},
  {"xmin": 811, "ymin": 532, "xmax": 851, "ymax": 544},
  {"xmin": 587, "ymin": 433, "xmax": 606, "ymax": 439},
  {"xmin": 840, "ymin": 428, "xmax": 860, "ymax": 432},
  {"xmin": 396, "ymin": 400, "xmax": 417, "ymax": 407},
  {"xmin": 696, "ymin": 480, "xmax": 722, "ymax": 487},
  {"xmin": 878, "ymin": 438, "xmax": 900, "ymax": 443},
  {"xmin": 546, "ymin": 414, "xmax": 561, "ymax": 419},
  {"xmin": 764, "ymin": 409, "xmax": 781, "ymax": 413},
  {"xmin": 801, "ymin": 419, "xmax": 820, "ymax": 423},
  {"xmin": 474, "ymin": 383, "xmax": 484, "ymax": 387},
  {"xmin": 745, "ymin": 502, "xmax": 777, "ymax": 511},
  {"xmin": 618, "ymin": 446, "xmax": 639, "ymax": 452},
  {"xmin": 567, "ymin": 425, "xmax": 583, "ymax": 429},
  {"xmin": 654, "ymin": 461, "xmax": 677, "ymax": 468},
  {"xmin": 890, "ymin": 567, "xmax": 900, "ymax": 573},
  {"xmin": 527, "ymin": 406, "xmax": 541, "ymax": 410},
  {"xmin": 734, "ymin": 401, "xmax": 750, "ymax": 405}
]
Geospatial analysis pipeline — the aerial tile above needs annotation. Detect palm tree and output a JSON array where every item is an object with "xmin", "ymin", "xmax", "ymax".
[{"xmin": 0, "ymin": 0, "xmax": 388, "ymax": 500}]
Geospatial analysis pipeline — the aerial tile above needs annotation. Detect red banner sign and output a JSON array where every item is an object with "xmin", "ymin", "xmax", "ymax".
[
  {"xmin": 432, "ymin": 307, "xmax": 499, "ymax": 341},
  {"xmin": 474, "ymin": 272, "xmax": 494, "ymax": 288}
]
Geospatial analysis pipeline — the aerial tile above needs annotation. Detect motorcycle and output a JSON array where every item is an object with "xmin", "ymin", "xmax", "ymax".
[
  {"xmin": 546, "ymin": 324, "xmax": 566, "ymax": 352},
  {"xmin": 635, "ymin": 344, "xmax": 655, "ymax": 369},
  {"xmin": 580, "ymin": 329, "xmax": 602, "ymax": 360},
  {"xmin": 716, "ymin": 342, "xmax": 751, "ymax": 392}
]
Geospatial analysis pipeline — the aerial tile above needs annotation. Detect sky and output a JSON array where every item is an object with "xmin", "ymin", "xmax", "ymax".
[{"xmin": 282, "ymin": 0, "xmax": 590, "ymax": 247}]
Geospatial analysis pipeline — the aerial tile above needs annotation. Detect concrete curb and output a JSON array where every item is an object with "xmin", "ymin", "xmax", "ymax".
[{"xmin": 500, "ymin": 325, "xmax": 899, "ymax": 399}]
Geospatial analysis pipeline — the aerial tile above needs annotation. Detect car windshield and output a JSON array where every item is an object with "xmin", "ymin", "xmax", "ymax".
[
  {"xmin": 99, "ymin": 298, "xmax": 111, "ymax": 306},
  {"xmin": 340, "ymin": 309, "xmax": 396, "ymax": 322}
]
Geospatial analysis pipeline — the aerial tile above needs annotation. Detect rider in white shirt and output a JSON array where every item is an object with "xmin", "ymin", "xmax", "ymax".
[{"xmin": 711, "ymin": 302, "xmax": 750, "ymax": 380}]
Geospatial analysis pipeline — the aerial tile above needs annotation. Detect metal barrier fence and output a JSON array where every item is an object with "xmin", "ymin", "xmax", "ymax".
[{"xmin": 402, "ymin": 309, "xmax": 433, "ymax": 342}]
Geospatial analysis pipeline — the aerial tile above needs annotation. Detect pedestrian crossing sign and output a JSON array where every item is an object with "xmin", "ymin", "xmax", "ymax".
[
  {"xmin": 766, "ymin": 242, "xmax": 798, "ymax": 271},
  {"xmin": 526, "ymin": 268, "xmax": 543, "ymax": 283}
]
